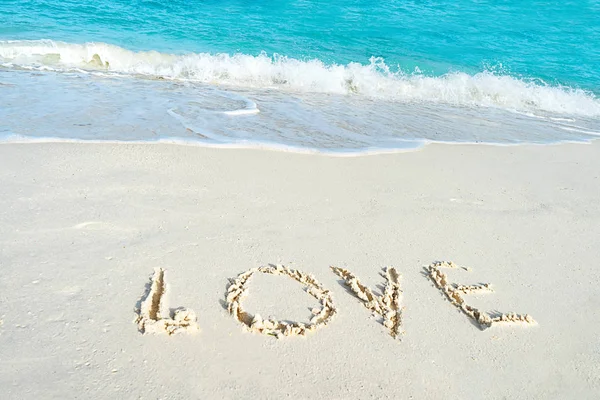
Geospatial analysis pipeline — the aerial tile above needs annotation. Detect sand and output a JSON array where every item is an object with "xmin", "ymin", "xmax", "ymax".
[{"xmin": 0, "ymin": 141, "xmax": 599, "ymax": 399}]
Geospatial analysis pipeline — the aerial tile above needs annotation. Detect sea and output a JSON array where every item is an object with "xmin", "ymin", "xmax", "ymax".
[{"xmin": 1, "ymin": 0, "xmax": 599, "ymax": 154}]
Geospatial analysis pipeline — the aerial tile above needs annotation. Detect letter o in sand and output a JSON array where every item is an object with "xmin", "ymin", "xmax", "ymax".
[{"xmin": 226, "ymin": 265, "xmax": 337, "ymax": 338}]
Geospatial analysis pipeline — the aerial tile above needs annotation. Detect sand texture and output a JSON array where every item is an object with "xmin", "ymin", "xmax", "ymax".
[{"xmin": 1, "ymin": 142, "xmax": 599, "ymax": 399}]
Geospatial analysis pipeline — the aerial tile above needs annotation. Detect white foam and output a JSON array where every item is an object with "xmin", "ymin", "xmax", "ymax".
[
  {"xmin": 2, "ymin": 131, "xmax": 592, "ymax": 157},
  {"xmin": 0, "ymin": 132, "xmax": 427, "ymax": 156},
  {"xmin": 2, "ymin": 39, "xmax": 600, "ymax": 117},
  {"xmin": 558, "ymin": 126, "xmax": 600, "ymax": 136}
]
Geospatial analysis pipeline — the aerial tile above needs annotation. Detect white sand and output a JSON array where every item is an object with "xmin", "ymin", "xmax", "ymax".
[{"xmin": 0, "ymin": 142, "xmax": 599, "ymax": 399}]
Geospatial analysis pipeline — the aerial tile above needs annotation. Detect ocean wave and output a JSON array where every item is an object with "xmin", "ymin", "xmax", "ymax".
[{"xmin": 2, "ymin": 39, "xmax": 600, "ymax": 116}]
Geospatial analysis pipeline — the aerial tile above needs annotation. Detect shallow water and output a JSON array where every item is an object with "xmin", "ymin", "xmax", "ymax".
[{"xmin": 1, "ymin": 0, "xmax": 599, "ymax": 153}]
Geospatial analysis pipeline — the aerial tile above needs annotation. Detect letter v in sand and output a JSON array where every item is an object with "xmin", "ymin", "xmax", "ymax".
[
  {"xmin": 134, "ymin": 268, "xmax": 199, "ymax": 335},
  {"xmin": 331, "ymin": 266, "xmax": 405, "ymax": 340}
]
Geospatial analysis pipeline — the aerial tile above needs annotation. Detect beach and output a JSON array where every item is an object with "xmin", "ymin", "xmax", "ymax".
[{"xmin": 1, "ymin": 141, "xmax": 599, "ymax": 399}]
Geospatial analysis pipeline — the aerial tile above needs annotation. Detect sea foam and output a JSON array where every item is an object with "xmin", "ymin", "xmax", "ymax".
[{"xmin": 2, "ymin": 40, "xmax": 600, "ymax": 117}]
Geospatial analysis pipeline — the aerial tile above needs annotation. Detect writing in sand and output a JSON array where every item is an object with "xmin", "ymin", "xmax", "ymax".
[{"xmin": 134, "ymin": 261, "xmax": 536, "ymax": 340}]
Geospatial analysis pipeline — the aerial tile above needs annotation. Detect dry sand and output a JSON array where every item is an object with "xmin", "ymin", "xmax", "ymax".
[{"xmin": 0, "ymin": 141, "xmax": 599, "ymax": 399}]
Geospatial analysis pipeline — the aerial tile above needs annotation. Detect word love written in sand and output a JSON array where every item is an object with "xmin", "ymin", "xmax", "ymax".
[{"xmin": 134, "ymin": 262, "xmax": 535, "ymax": 339}]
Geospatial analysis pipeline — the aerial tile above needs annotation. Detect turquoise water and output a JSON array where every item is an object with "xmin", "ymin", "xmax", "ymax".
[{"xmin": 1, "ymin": 0, "xmax": 600, "ymax": 152}]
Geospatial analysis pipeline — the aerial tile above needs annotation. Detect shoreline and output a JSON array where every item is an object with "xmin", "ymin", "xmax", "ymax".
[
  {"xmin": 0, "ymin": 135, "xmax": 597, "ymax": 157},
  {"xmin": 1, "ymin": 141, "xmax": 599, "ymax": 399}
]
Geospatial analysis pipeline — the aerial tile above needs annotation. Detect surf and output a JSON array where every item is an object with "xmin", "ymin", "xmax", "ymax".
[{"xmin": 2, "ymin": 40, "xmax": 600, "ymax": 117}]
